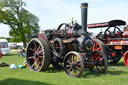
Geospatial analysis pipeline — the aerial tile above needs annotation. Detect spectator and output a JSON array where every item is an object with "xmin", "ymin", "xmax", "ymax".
[
  {"xmin": 17, "ymin": 47, "xmax": 22, "ymax": 58},
  {"xmin": 22, "ymin": 49, "xmax": 26, "ymax": 58}
]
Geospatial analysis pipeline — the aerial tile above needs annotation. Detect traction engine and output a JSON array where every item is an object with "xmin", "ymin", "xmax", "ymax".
[
  {"xmin": 88, "ymin": 19, "xmax": 128, "ymax": 66},
  {"xmin": 26, "ymin": 3, "xmax": 108, "ymax": 77}
]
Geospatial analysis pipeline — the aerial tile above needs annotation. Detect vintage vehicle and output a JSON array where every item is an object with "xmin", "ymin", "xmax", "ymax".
[
  {"xmin": 88, "ymin": 19, "xmax": 128, "ymax": 65},
  {"xmin": 26, "ymin": 3, "xmax": 108, "ymax": 77},
  {"xmin": 0, "ymin": 39, "xmax": 10, "ymax": 55}
]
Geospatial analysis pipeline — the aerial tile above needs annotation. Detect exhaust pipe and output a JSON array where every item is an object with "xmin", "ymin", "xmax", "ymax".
[{"xmin": 81, "ymin": 3, "xmax": 88, "ymax": 33}]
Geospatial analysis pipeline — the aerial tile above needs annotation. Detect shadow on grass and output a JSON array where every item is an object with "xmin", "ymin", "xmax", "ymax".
[
  {"xmin": 0, "ymin": 78, "xmax": 53, "ymax": 85},
  {"xmin": 3, "ymin": 53, "xmax": 18, "ymax": 56},
  {"xmin": 82, "ymin": 65, "xmax": 128, "ymax": 78},
  {"xmin": 46, "ymin": 67, "xmax": 64, "ymax": 73},
  {"xmin": 106, "ymin": 70, "xmax": 128, "ymax": 75},
  {"xmin": 82, "ymin": 69, "xmax": 128, "ymax": 78},
  {"xmin": 109, "ymin": 61, "xmax": 125, "ymax": 66}
]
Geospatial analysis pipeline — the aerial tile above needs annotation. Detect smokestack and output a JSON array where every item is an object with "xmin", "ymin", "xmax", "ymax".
[{"xmin": 81, "ymin": 3, "xmax": 88, "ymax": 33}]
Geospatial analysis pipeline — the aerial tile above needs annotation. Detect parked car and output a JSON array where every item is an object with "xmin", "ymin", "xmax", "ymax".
[
  {"xmin": 9, "ymin": 42, "xmax": 24, "ymax": 49},
  {"xmin": 8, "ymin": 43, "xmax": 18, "ymax": 49},
  {"xmin": 0, "ymin": 39, "xmax": 10, "ymax": 55}
]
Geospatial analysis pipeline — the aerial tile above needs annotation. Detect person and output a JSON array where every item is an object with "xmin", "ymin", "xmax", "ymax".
[
  {"xmin": 17, "ymin": 47, "xmax": 22, "ymax": 58},
  {"xmin": 22, "ymin": 49, "xmax": 26, "ymax": 58}
]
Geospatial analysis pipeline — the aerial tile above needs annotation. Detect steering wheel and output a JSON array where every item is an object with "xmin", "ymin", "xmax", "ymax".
[
  {"xmin": 57, "ymin": 23, "xmax": 69, "ymax": 31},
  {"xmin": 104, "ymin": 26, "xmax": 122, "ymax": 38}
]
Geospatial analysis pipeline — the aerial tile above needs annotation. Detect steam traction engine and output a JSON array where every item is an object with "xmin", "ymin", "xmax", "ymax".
[
  {"xmin": 88, "ymin": 20, "xmax": 128, "ymax": 65},
  {"xmin": 26, "ymin": 3, "xmax": 108, "ymax": 77}
]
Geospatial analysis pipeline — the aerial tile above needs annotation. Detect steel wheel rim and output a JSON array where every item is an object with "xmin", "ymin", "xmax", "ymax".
[
  {"xmin": 91, "ymin": 51, "xmax": 106, "ymax": 73},
  {"xmin": 27, "ymin": 40, "xmax": 44, "ymax": 71},
  {"xmin": 124, "ymin": 52, "xmax": 128, "ymax": 66},
  {"xmin": 64, "ymin": 52, "xmax": 83, "ymax": 77}
]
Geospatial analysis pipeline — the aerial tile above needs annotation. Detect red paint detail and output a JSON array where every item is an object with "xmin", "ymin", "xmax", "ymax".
[
  {"xmin": 124, "ymin": 51, "xmax": 128, "ymax": 66},
  {"xmin": 109, "ymin": 40, "xmax": 128, "ymax": 45},
  {"xmin": 112, "ymin": 52, "xmax": 115, "ymax": 57},
  {"xmin": 93, "ymin": 40, "xmax": 102, "ymax": 52},
  {"xmin": 91, "ymin": 56, "xmax": 94, "ymax": 61},
  {"xmin": 80, "ymin": 53, "xmax": 86, "ymax": 57},
  {"xmin": 68, "ymin": 29, "xmax": 73, "ymax": 37},
  {"xmin": 38, "ymin": 33, "xmax": 47, "ymax": 41},
  {"xmin": 123, "ymin": 30, "xmax": 128, "ymax": 38},
  {"xmin": 88, "ymin": 22, "xmax": 109, "ymax": 28}
]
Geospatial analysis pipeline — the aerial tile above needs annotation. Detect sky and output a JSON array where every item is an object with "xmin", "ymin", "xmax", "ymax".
[{"xmin": 0, "ymin": 0, "xmax": 128, "ymax": 37}]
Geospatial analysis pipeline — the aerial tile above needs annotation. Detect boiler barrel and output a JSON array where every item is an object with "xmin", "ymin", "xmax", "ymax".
[{"xmin": 81, "ymin": 3, "xmax": 88, "ymax": 33}]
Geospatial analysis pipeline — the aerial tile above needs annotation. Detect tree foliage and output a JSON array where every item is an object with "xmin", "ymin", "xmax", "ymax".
[{"xmin": 0, "ymin": 0, "xmax": 40, "ymax": 47}]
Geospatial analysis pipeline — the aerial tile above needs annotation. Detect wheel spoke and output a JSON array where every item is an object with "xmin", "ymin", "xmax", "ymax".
[
  {"xmin": 37, "ymin": 60, "xmax": 42, "ymax": 68},
  {"xmin": 31, "ymin": 61, "xmax": 37, "ymax": 68},
  {"xmin": 34, "ymin": 42, "xmax": 37, "ymax": 51},
  {"xmin": 66, "ymin": 65, "xmax": 71, "ymax": 68},
  {"xmin": 37, "ymin": 45, "xmax": 41, "ymax": 52},
  {"xmin": 75, "ymin": 65, "xmax": 81, "ymax": 70},
  {"xmin": 95, "ymin": 43, "xmax": 98, "ymax": 49},
  {"xmin": 114, "ymin": 28, "xmax": 116, "ymax": 33},
  {"xmin": 39, "ymin": 56, "xmax": 43, "ymax": 58},
  {"xmin": 29, "ymin": 48, "xmax": 35, "ymax": 52},
  {"xmin": 96, "ymin": 65, "xmax": 101, "ymax": 72},
  {"xmin": 75, "ymin": 61, "xmax": 80, "ymax": 65},
  {"xmin": 39, "ymin": 50, "xmax": 43, "ymax": 54},
  {"xmin": 108, "ymin": 30, "xmax": 111, "ymax": 33},
  {"xmin": 67, "ymin": 67, "xmax": 72, "ymax": 72},
  {"xmin": 96, "ymin": 47, "xmax": 101, "ymax": 51},
  {"xmin": 28, "ymin": 56, "xmax": 34, "ymax": 59},
  {"xmin": 72, "ymin": 68, "xmax": 76, "ymax": 73},
  {"xmin": 72, "ymin": 55, "xmax": 74, "ymax": 62},
  {"xmin": 67, "ymin": 60, "xmax": 71, "ymax": 64}
]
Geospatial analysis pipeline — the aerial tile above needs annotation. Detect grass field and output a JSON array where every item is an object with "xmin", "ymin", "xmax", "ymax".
[{"xmin": 0, "ymin": 51, "xmax": 128, "ymax": 85}]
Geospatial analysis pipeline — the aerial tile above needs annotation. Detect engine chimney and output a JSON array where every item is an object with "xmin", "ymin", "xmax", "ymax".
[{"xmin": 81, "ymin": 3, "xmax": 88, "ymax": 33}]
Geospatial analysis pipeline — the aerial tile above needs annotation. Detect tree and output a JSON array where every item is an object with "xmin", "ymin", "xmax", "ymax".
[{"xmin": 0, "ymin": 0, "xmax": 40, "ymax": 47}]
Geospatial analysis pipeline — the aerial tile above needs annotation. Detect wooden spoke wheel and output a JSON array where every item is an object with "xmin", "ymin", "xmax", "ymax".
[
  {"xmin": 93, "ymin": 39, "xmax": 106, "ymax": 53},
  {"xmin": 89, "ymin": 51, "xmax": 108, "ymax": 73},
  {"xmin": 64, "ymin": 51, "xmax": 84, "ymax": 77},
  {"xmin": 26, "ymin": 38, "xmax": 51, "ymax": 71}
]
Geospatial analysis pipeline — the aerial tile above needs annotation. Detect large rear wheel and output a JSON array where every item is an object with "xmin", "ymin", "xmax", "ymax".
[{"xmin": 26, "ymin": 38, "xmax": 51, "ymax": 71}]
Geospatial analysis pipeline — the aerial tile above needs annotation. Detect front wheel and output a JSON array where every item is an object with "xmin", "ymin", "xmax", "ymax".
[{"xmin": 64, "ymin": 51, "xmax": 84, "ymax": 77}]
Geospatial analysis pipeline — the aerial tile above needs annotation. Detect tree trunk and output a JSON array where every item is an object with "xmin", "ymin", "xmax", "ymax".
[
  {"xmin": 22, "ymin": 33, "xmax": 27, "ymax": 48},
  {"xmin": 23, "ymin": 39, "xmax": 27, "ymax": 48}
]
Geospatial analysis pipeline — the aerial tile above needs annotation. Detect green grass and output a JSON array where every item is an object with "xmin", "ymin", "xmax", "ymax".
[{"xmin": 0, "ymin": 51, "xmax": 128, "ymax": 85}]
